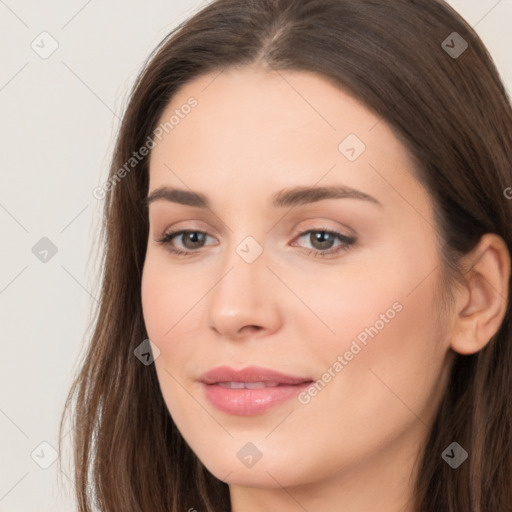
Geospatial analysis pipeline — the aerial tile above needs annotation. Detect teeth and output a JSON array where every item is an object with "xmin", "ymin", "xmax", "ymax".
[
  {"xmin": 245, "ymin": 381, "xmax": 278, "ymax": 389},
  {"xmin": 218, "ymin": 382, "xmax": 245, "ymax": 389},
  {"xmin": 217, "ymin": 381, "xmax": 280, "ymax": 389}
]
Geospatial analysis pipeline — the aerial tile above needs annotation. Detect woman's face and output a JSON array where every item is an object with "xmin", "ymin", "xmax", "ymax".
[{"xmin": 141, "ymin": 66, "xmax": 454, "ymax": 495}]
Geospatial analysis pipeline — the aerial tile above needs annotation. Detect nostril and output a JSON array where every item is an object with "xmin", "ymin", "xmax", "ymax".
[{"xmin": 242, "ymin": 325, "xmax": 262, "ymax": 333}]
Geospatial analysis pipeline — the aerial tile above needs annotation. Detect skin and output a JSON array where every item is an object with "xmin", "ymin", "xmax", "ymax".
[{"xmin": 141, "ymin": 65, "xmax": 510, "ymax": 512}]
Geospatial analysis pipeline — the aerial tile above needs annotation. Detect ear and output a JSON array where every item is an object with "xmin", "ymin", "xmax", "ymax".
[{"xmin": 449, "ymin": 233, "xmax": 510, "ymax": 355}]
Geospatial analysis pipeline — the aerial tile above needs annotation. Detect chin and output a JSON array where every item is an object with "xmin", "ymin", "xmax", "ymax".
[{"xmin": 198, "ymin": 447, "xmax": 310, "ymax": 489}]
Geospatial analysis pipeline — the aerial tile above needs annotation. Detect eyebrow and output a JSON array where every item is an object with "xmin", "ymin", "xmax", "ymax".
[{"xmin": 145, "ymin": 185, "xmax": 383, "ymax": 209}]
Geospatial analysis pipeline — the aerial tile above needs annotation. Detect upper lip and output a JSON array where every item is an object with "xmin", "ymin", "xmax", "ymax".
[{"xmin": 199, "ymin": 365, "xmax": 313, "ymax": 385}]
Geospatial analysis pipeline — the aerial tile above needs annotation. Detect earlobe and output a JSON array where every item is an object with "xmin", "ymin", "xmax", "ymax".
[{"xmin": 449, "ymin": 233, "xmax": 510, "ymax": 356}]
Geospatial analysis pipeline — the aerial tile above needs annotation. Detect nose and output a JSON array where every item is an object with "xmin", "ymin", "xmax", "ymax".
[{"xmin": 207, "ymin": 241, "xmax": 282, "ymax": 340}]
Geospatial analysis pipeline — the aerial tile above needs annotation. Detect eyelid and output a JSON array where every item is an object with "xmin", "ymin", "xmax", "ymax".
[
  {"xmin": 290, "ymin": 221, "xmax": 355, "ymax": 240},
  {"xmin": 155, "ymin": 223, "xmax": 356, "ymax": 259},
  {"xmin": 154, "ymin": 221, "xmax": 353, "ymax": 244},
  {"xmin": 289, "ymin": 226, "xmax": 356, "ymax": 254},
  {"xmin": 298, "ymin": 216, "xmax": 357, "ymax": 235},
  {"xmin": 154, "ymin": 228, "xmax": 217, "ymax": 246}
]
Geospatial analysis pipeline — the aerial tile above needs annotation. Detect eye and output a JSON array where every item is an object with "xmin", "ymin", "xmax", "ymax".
[
  {"xmin": 291, "ymin": 228, "xmax": 356, "ymax": 258},
  {"xmin": 155, "ymin": 229, "xmax": 216, "ymax": 256},
  {"xmin": 154, "ymin": 227, "xmax": 356, "ymax": 258}
]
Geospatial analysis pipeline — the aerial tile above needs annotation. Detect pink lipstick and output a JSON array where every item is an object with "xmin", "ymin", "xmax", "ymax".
[{"xmin": 199, "ymin": 365, "xmax": 313, "ymax": 416}]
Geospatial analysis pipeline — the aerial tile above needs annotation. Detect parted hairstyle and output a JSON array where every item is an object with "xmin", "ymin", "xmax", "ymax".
[{"xmin": 59, "ymin": 0, "xmax": 512, "ymax": 510}]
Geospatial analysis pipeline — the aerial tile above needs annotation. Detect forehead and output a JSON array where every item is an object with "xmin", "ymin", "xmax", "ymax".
[
  {"xmin": 147, "ymin": 65, "xmax": 430, "ymax": 217},
  {"xmin": 150, "ymin": 65, "xmax": 381, "ymax": 163}
]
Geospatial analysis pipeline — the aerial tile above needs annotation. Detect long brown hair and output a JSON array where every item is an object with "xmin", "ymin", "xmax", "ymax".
[{"xmin": 59, "ymin": 0, "xmax": 512, "ymax": 510}]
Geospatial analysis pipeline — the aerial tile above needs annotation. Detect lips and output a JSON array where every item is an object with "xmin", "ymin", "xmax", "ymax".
[
  {"xmin": 199, "ymin": 366, "xmax": 313, "ymax": 416},
  {"xmin": 199, "ymin": 365, "xmax": 312, "ymax": 386}
]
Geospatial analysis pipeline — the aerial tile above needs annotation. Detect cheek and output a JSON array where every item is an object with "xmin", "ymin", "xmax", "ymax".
[
  {"xmin": 141, "ymin": 256, "xmax": 202, "ymax": 343},
  {"xmin": 141, "ymin": 259, "xmax": 205, "ymax": 429},
  {"xmin": 302, "ymin": 239, "xmax": 446, "ymax": 419},
  {"xmin": 315, "ymin": 223, "xmax": 443, "ymax": 372},
  {"xmin": 140, "ymin": 255, "xmax": 215, "ymax": 418},
  {"xmin": 308, "ymin": 262, "xmax": 446, "ymax": 446}
]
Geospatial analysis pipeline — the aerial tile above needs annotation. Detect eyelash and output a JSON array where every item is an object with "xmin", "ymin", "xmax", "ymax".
[{"xmin": 154, "ymin": 227, "xmax": 356, "ymax": 258}]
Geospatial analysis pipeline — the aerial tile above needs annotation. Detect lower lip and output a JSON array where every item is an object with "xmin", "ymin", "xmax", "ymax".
[{"xmin": 201, "ymin": 382, "xmax": 311, "ymax": 416}]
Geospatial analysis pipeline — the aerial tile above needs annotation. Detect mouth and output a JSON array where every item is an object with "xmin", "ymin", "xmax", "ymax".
[
  {"xmin": 216, "ymin": 381, "xmax": 282, "ymax": 389},
  {"xmin": 199, "ymin": 365, "xmax": 312, "ymax": 385},
  {"xmin": 198, "ymin": 366, "xmax": 314, "ymax": 416}
]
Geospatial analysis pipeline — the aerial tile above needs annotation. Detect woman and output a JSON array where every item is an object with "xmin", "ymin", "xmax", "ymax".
[{"xmin": 59, "ymin": 0, "xmax": 512, "ymax": 510}]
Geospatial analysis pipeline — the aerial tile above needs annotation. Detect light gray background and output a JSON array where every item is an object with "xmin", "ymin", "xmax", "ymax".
[{"xmin": 1, "ymin": 1, "xmax": 511, "ymax": 510}]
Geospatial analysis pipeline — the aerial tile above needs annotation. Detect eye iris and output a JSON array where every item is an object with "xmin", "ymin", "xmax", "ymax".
[
  {"xmin": 311, "ymin": 231, "xmax": 334, "ymax": 250},
  {"xmin": 182, "ymin": 232, "xmax": 206, "ymax": 249}
]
